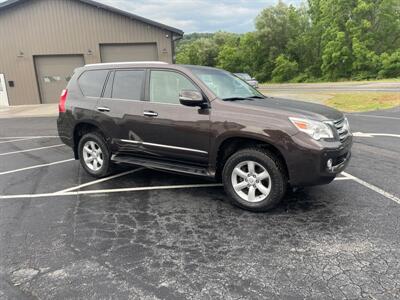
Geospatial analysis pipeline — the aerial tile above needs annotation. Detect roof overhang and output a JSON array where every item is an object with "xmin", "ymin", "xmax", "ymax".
[{"xmin": 0, "ymin": 0, "xmax": 184, "ymax": 36}]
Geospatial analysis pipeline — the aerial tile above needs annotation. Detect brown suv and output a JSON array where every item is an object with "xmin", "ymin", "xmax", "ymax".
[{"xmin": 57, "ymin": 62, "xmax": 352, "ymax": 211}]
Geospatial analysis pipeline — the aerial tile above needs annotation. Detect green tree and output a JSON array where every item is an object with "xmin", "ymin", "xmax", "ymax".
[{"xmin": 271, "ymin": 55, "xmax": 299, "ymax": 82}]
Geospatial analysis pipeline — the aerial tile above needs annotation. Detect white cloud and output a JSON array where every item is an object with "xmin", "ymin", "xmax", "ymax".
[
  {"xmin": 0, "ymin": 0, "xmax": 304, "ymax": 32},
  {"xmin": 99, "ymin": 0, "xmax": 304, "ymax": 32}
]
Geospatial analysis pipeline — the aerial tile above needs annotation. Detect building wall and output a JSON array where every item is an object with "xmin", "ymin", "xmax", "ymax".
[{"xmin": 0, "ymin": 0, "xmax": 174, "ymax": 105}]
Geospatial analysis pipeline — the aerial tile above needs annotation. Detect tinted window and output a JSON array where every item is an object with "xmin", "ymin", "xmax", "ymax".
[
  {"xmin": 150, "ymin": 70, "xmax": 198, "ymax": 104},
  {"xmin": 79, "ymin": 70, "xmax": 109, "ymax": 97},
  {"xmin": 112, "ymin": 70, "xmax": 144, "ymax": 100}
]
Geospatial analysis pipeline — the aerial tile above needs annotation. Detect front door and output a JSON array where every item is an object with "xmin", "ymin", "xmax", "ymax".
[
  {"xmin": 0, "ymin": 74, "xmax": 9, "ymax": 107},
  {"xmin": 139, "ymin": 69, "xmax": 210, "ymax": 165}
]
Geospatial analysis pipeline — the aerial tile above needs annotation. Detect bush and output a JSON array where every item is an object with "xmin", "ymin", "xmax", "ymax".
[
  {"xmin": 378, "ymin": 51, "xmax": 400, "ymax": 78},
  {"xmin": 271, "ymin": 55, "xmax": 299, "ymax": 82}
]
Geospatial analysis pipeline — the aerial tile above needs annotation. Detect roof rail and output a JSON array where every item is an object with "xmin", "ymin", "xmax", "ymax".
[{"xmin": 85, "ymin": 61, "xmax": 169, "ymax": 67}]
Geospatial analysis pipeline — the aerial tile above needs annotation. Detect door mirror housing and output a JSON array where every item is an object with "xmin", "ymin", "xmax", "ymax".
[{"xmin": 179, "ymin": 90, "xmax": 205, "ymax": 107}]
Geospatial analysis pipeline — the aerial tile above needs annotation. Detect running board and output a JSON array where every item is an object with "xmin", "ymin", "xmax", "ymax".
[{"xmin": 111, "ymin": 155, "xmax": 213, "ymax": 178}]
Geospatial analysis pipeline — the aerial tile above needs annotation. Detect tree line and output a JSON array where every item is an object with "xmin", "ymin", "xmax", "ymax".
[{"xmin": 176, "ymin": 0, "xmax": 400, "ymax": 83}]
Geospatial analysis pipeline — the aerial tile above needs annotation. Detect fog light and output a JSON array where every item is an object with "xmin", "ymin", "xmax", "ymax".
[{"xmin": 327, "ymin": 159, "xmax": 333, "ymax": 170}]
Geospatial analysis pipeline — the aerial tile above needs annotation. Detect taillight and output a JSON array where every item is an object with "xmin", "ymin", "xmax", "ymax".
[{"xmin": 59, "ymin": 89, "xmax": 68, "ymax": 113}]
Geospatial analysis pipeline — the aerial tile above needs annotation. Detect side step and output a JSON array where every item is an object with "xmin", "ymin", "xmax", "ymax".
[{"xmin": 111, "ymin": 155, "xmax": 214, "ymax": 178}]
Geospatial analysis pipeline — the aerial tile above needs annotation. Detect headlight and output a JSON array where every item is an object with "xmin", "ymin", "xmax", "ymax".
[
  {"xmin": 343, "ymin": 117, "xmax": 351, "ymax": 133},
  {"xmin": 289, "ymin": 117, "xmax": 334, "ymax": 140}
]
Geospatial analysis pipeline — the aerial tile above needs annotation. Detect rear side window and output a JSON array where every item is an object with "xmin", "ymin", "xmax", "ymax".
[
  {"xmin": 112, "ymin": 70, "xmax": 145, "ymax": 100},
  {"xmin": 78, "ymin": 70, "xmax": 109, "ymax": 97}
]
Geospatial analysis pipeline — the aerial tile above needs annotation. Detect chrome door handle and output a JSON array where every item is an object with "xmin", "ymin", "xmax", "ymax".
[
  {"xmin": 143, "ymin": 111, "xmax": 158, "ymax": 117},
  {"xmin": 97, "ymin": 106, "xmax": 110, "ymax": 112}
]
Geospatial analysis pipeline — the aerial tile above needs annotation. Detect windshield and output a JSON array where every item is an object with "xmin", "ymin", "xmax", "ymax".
[{"xmin": 189, "ymin": 67, "xmax": 264, "ymax": 100}]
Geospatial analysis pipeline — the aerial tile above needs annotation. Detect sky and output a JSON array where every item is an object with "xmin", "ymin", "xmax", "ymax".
[
  {"xmin": 0, "ymin": 0, "xmax": 303, "ymax": 33},
  {"xmin": 100, "ymin": 0, "xmax": 303, "ymax": 33}
]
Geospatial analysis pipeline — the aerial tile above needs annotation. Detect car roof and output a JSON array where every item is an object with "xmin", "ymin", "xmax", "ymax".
[{"xmin": 81, "ymin": 62, "xmax": 226, "ymax": 73}]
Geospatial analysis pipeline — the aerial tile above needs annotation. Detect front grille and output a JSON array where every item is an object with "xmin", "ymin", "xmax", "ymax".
[{"xmin": 333, "ymin": 118, "xmax": 350, "ymax": 142}]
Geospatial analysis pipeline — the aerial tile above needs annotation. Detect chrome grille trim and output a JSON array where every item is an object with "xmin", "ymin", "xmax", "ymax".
[{"xmin": 333, "ymin": 118, "xmax": 350, "ymax": 142}]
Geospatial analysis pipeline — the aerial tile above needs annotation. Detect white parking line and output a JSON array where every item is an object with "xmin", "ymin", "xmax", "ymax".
[
  {"xmin": 342, "ymin": 172, "xmax": 400, "ymax": 205},
  {"xmin": 353, "ymin": 132, "xmax": 400, "ymax": 138},
  {"xmin": 0, "ymin": 136, "xmax": 58, "ymax": 140},
  {"xmin": 0, "ymin": 137, "xmax": 59, "ymax": 144},
  {"xmin": 333, "ymin": 177, "xmax": 351, "ymax": 181},
  {"xmin": 0, "ymin": 138, "xmax": 36, "ymax": 144},
  {"xmin": 0, "ymin": 176, "xmax": 349, "ymax": 200},
  {"xmin": 349, "ymin": 114, "xmax": 400, "ymax": 120},
  {"xmin": 55, "ymin": 168, "xmax": 144, "ymax": 194},
  {"xmin": 0, "ymin": 158, "xmax": 75, "ymax": 176},
  {"xmin": 0, "ymin": 183, "xmax": 224, "ymax": 199},
  {"xmin": 0, "ymin": 144, "xmax": 65, "ymax": 156}
]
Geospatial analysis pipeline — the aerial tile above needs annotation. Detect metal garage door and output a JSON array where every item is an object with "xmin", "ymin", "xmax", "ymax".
[
  {"xmin": 35, "ymin": 55, "xmax": 84, "ymax": 104},
  {"xmin": 100, "ymin": 43, "xmax": 158, "ymax": 63}
]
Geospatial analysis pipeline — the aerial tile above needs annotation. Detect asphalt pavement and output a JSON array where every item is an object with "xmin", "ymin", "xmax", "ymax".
[{"xmin": 0, "ymin": 108, "xmax": 399, "ymax": 299}]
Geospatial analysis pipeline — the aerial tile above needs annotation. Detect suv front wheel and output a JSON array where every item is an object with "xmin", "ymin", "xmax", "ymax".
[
  {"xmin": 78, "ymin": 132, "xmax": 112, "ymax": 178},
  {"xmin": 222, "ymin": 148, "xmax": 287, "ymax": 212}
]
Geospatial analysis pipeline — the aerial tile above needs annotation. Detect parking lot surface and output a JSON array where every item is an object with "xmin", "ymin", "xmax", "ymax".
[{"xmin": 0, "ymin": 108, "xmax": 399, "ymax": 299}]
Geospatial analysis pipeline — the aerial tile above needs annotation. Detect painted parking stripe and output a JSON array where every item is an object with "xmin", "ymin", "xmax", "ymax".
[
  {"xmin": 342, "ymin": 172, "xmax": 400, "ymax": 205},
  {"xmin": 0, "ymin": 136, "xmax": 58, "ymax": 140},
  {"xmin": 0, "ymin": 137, "xmax": 59, "ymax": 144},
  {"xmin": 333, "ymin": 177, "xmax": 352, "ymax": 181},
  {"xmin": 0, "ymin": 183, "xmax": 224, "ymax": 199},
  {"xmin": 0, "ymin": 144, "xmax": 65, "ymax": 156},
  {"xmin": 0, "ymin": 138, "xmax": 37, "ymax": 144},
  {"xmin": 353, "ymin": 132, "xmax": 400, "ymax": 138},
  {"xmin": 349, "ymin": 114, "xmax": 400, "ymax": 120},
  {"xmin": 0, "ymin": 158, "xmax": 75, "ymax": 176},
  {"xmin": 54, "ymin": 168, "xmax": 144, "ymax": 194},
  {"xmin": 0, "ymin": 176, "xmax": 348, "ymax": 200}
]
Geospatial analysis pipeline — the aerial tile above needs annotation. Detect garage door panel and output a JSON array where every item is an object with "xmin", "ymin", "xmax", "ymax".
[
  {"xmin": 35, "ymin": 55, "xmax": 84, "ymax": 104},
  {"xmin": 100, "ymin": 43, "xmax": 158, "ymax": 63}
]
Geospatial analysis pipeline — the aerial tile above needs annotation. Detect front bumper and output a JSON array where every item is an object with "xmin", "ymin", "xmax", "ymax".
[{"xmin": 286, "ymin": 135, "xmax": 353, "ymax": 186}]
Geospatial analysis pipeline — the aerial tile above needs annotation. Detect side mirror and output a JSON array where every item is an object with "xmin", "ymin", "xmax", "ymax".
[{"xmin": 179, "ymin": 90, "xmax": 205, "ymax": 107}]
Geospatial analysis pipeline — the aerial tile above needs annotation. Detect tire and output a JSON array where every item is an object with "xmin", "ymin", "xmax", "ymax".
[
  {"xmin": 78, "ymin": 132, "xmax": 112, "ymax": 178},
  {"xmin": 222, "ymin": 147, "xmax": 287, "ymax": 212}
]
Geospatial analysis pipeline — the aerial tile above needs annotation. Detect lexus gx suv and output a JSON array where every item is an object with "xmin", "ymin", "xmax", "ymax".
[{"xmin": 58, "ymin": 62, "xmax": 352, "ymax": 212}]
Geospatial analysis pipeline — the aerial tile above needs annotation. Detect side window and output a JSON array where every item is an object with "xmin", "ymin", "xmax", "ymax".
[
  {"xmin": 112, "ymin": 70, "xmax": 144, "ymax": 100},
  {"xmin": 150, "ymin": 70, "xmax": 198, "ymax": 104},
  {"xmin": 78, "ymin": 70, "xmax": 109, "ymax": 97}
]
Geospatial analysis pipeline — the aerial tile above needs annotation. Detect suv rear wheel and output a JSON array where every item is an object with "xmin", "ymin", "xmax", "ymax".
[
  {"xmin": 222, "ymin": 148, "xmax": 287, "ymax": 212},
  {"xmin": 78, "ymin": 132, "xmax": 112, "ymax": 178}
]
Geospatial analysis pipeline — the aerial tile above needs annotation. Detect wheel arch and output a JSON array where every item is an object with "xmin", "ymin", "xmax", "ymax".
[
  {"xmin": 72, "ymin": 121, "xmax": 104, "ymax": 159},
  {"xmin": 213, "ymin": 134, "xmax": 289, "ymax": 181}
]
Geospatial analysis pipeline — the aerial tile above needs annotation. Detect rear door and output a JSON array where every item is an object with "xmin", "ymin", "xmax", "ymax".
[
  {"xmin": 138, "ymin": 69, "xmax": 210, "ymax": 165},
  {"xmin": 95, "ymin": 69, "xmax": 146, "ymax": 154}
]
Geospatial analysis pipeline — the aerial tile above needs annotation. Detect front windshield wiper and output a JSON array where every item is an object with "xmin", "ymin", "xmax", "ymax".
[
  {"xmin": 222, "ymin": 95, "xmax": 265, "ymax": 101},
  {"xmin": 222, "ymin": 97, "xmax": 247, "ymax": 101},
  {"xmin": 247, "ymin": 95, "xmax": 265, "ymax": 99}
]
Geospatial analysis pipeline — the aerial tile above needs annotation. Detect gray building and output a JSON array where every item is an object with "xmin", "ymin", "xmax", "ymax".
[{"xmin": 0, "ymin": 0, "xmax": 183, "ymax": 106}]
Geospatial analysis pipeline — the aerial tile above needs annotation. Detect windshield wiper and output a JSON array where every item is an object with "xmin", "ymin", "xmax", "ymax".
[
  {"xmin": 222, "ymin": 97, "xmax": 247, "ymax": 101},
  {"xmin": 247, "ymin": 95, "xmax": 265, "ymax": 99},
  {"xmin": 222, "ymin": 95, "xmax": 265, "ymax": 101}
]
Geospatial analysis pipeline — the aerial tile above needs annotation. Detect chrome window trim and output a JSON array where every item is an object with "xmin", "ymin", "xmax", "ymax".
[{"xmin": 120, "ymin": 139, "xmax": 208, "ymax": 154}]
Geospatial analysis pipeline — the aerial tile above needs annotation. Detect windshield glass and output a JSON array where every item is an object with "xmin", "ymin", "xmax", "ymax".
[{"xmin": 189, "ymin": 67, "xmax": 263, "ymax": 100}]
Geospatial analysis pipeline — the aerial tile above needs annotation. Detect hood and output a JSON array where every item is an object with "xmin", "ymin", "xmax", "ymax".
[{"xmin": 226, "ymin": 97, "xmax": 343, "ymax": 121}]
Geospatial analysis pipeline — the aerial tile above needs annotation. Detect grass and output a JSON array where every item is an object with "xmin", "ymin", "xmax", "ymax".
[
  {"xmin": 261, "ymin": 77, "xmax": 400, "ymax": 85},
  {"xmin": 324, "ymin": 93, "xmax": 400, "ymax": 112}
]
